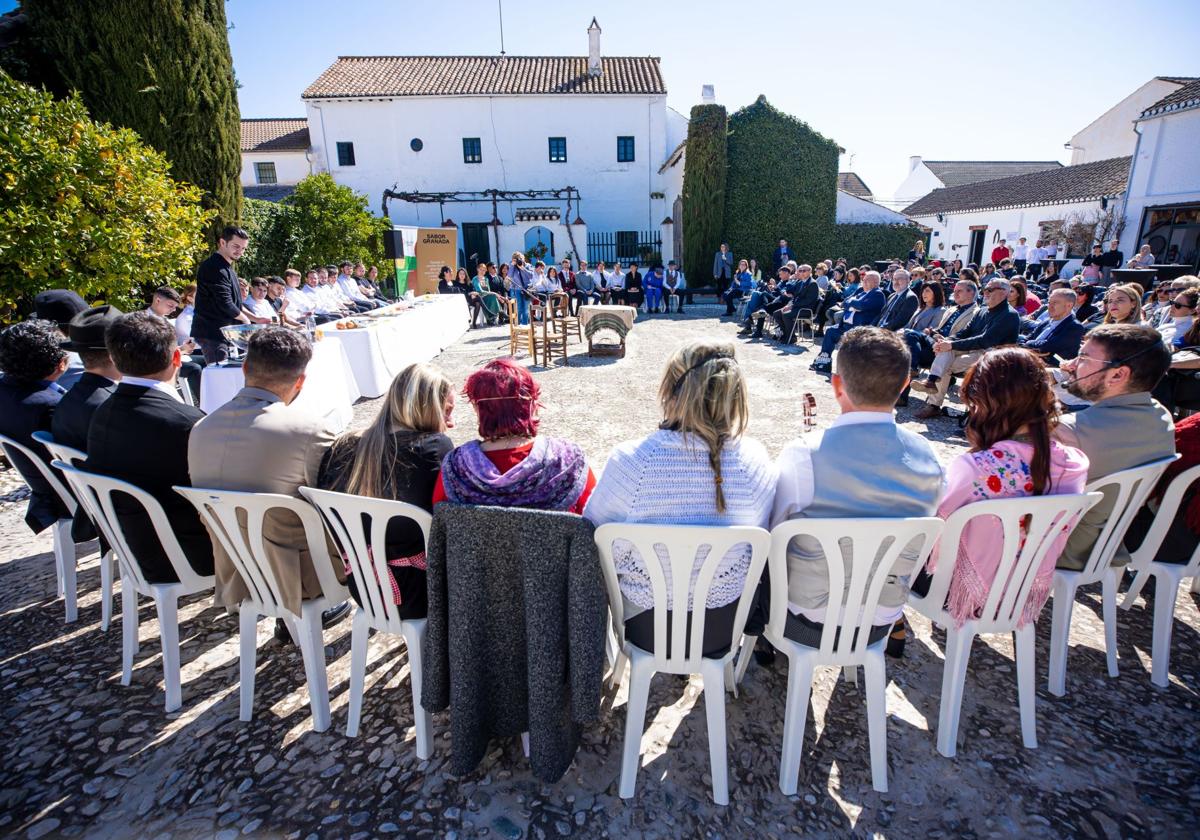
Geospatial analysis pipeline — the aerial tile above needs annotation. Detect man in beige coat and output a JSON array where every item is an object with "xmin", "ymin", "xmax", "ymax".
[
  {"xmin": 1054, "ymin": 324, "xmax": 1175, "ymax": 570},
  {"xmin": 188, "ymin": 327, "xmax": 346, "ymax": 633}
]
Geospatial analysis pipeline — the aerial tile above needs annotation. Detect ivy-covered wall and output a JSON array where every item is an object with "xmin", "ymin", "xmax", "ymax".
[
  {"xmin": 722, "ymin": 96, "xmax": 839, "ymax": 271},
  {"xmin": 832, "ymin": 224, "xmax": 929, "ymax": 266},
  {"xmin": 681, "ymin": 104, "xmax": 727, "ymax": 282}
]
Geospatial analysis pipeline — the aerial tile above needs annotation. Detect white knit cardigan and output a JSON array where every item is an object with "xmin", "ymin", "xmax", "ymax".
[{"xmin": 583, "ymin": 429, "xmax": 777, "ymax": 614}]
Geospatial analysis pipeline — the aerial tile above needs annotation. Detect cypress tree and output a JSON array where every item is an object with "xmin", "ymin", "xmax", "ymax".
[
  {"xmin": 22, "ymin": 0, "xmax": 242, "ymax": 239},
  {"xmin": 681, "ymin": 104, "xmax": 728, "ymax": 284}
]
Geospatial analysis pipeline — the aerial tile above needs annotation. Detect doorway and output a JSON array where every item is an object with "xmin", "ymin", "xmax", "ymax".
[
  {"xmin": 968, "ymin": 228, "xmax": 986, "ymax": 266},
  {"xmin": 461, "ymin": 223, "xmax": 492, "ymax": 275}
]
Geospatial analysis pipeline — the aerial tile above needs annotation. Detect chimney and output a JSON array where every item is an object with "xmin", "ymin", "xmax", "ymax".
[
  {"xmin": 701, "ymin": 84, "xmax": 716, "ymax": 104},
  {"xmin": 909, "ymin": 155, "xmax": 922, "ymax": 173},
  {"xmin": 587, "ymin": 18, "xmax": 602, "ymax": 77}
]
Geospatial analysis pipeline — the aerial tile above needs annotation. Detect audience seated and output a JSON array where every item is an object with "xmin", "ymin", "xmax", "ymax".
[
  {"xmin": 187, "ymin": 327, "xmax": 343, "ymax": 630},
  {"xmin": 1157, "ymin": 287, "xmax": 1197, "ymax": 347},
  {"xmin": 643, "ymin": 264, "xmax": 665, "ymax": 314},
  {"xmin": 663, "ymin": 260, "xmax": 686, "ymax": 313},
  {"xmin": 584, "ymin": 339, "xmax": 777, "ymax": 656},
  {"xmin": 810, "ymin": 270, "xmax": 886, "ymax": 370},
  {"xmin": 737, "ymin": 265, "xmax": 788, "ymax": 339},
  {"xmin": 51, "ymin": 306, "xmax": 123, "ymax": 452},
  {"xmin": 33, "ymin": 289, "xmax": 88, "ymax": 389},
  {"xmin": 910, "ymin": 276, "xmax": 1020, "ymax": 419},
  {"xmin": 916, "ymin": 348, "xmax": 1089, "ymax": 626},
  {"xmin": 1123, "ymin": 412, "xmax": 1200, "ymax": 564},
  {"xmin": 318, "ymin": 363, "xmax": 455, "ymax": 619},
  {"xmin": 85, "ymin": 312, "xmax": 213, "ymax": 582},
  {"xmin": 0, "ymin": 319, "xmax": 71, "ymax": 534},
  {"xmin": 769, "ymin": 263, "xmax": 822, "ymax": 342},
  {"xmin": 1054, "ymin": 324, "xmax": 1175, "ymax": 570},
  {"xmin": 433, "ymin": 358, "xmax": 595, "ymax": 511},
  {"xmin": 623, "ymin": 263, "xmax": 644, "ymax": 311},
  {"xmin": 773, "ymin": 327, "xmax": 943, "ymax": 654},
  {"xmin": 1019, "ymin": 288, "xmax": 1087, "ymax": 366},
  {"xmin": 905, "ymin": 277, "xmax": 946, "ymax": 335},
  {"xmin": 723, "ymin": 259, "xmax": 755, "ymax": 316},
  {"xmin": 1099, "ymin": 284, "xmax": 1144, "ymax": 327},
  {"xmin": 877, "ymin": 269, "xmax": 919, "ymax": 332},
  {"xmin": 336, "ymin": 260, "xmax": 382, "ymax": 310},
  {"xmin": 242, "ymin": 278, "xmax": 277, "ymax": 324},
  {"xmin": 573, "ymin": 260, "xmax": 601, "ymax": 313}
]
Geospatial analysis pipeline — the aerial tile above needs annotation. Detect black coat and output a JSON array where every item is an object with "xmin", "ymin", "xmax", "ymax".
[
  {"xmin": 0, "ymin": 375, "xmax": 68, "ymax": 534},
  {"xmin": 50, "ymin": 371, "xmax": 117, "ymax": 542},
  {"xmin": 85, "ymin": 384, "xmax": 213, "ymax": 583},
  {"xmin": 879, "ymin": 288, "xmax": 920, "ymax": 332},
  {"xmin": 422, "ymin": 503, "xmax": 606, "ymax": 782},
  {"xmin": 951, "ymin": 302, "xmax": 1022, "ymax": 352},
  {"xmin": 790, "ymin": 278, "xmax": 821, "ymax": 314},
  {"xmin": 191, "ymin": 252, "xmax": 242, "ymax": 340}
]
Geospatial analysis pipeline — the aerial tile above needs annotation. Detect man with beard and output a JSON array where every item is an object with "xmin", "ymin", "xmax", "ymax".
[{"xmin": 1054, "ymin": 324, "xmax": 1176, "ymax": 571}]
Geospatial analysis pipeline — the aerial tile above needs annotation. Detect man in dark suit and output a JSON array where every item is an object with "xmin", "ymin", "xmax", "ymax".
[
  {"xmin": 192, "ymin": 225, "xmax": 250, "ymax": 364},
  {"xmin": 34, "ymin": 289, "xmax": 89, "ymax": 390},
  {"xmin": 1020, "ymin": 289, "xmax": 1088, "ymax": 366},
  {"xmin": 0, "ymin": 319, "xmax": 70, "ymax": 534},
  {"xmin": 86, "ymin": 312, "xmax": 213, "ymax": 583},
  {"xmin": 877, "ymin": 269, "xmax": 920, "ymax": 332},
  {"xmin": 769, "ymin": 263, "xmax": 821, "ymax": 342},
  {"xmin": 773, "ymin": 239, "xmax": 792, "ymax": 272}
]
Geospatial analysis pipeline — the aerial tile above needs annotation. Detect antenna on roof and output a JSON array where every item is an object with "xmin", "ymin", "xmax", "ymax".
[{"xmin": 497, "ymin": 0, "xmax": 506, "ymax": 56}]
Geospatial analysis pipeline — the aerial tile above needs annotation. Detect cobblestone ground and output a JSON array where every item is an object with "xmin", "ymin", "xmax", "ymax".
[{"xmin": 2, "ymin": 305, "xmax": 1198, "ymax": 839}]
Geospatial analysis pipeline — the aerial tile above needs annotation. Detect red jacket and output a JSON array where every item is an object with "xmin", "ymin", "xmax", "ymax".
[{"xmin": 991, "ymin": 246, "xmax": 1011, "ymax": 265}]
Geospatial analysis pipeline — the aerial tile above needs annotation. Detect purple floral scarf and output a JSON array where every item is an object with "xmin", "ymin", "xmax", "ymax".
[{"xmin": 440, "ymin": 437, "xmax": 588, "ymax": 510}]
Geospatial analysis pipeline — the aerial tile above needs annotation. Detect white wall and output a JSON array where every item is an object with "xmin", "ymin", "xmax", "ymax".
[
  {"xmin": 1120, "ymin": 107, "xmax": 1200, "ymax": 260},
  {"xmin": 305, "ymin": 93, "xmax": 672, "ymax": 235},
  {"xmin": 835, "ymin": 190, "xmax": 912, "ymax": 224},
  {"xmin": 239, "ymin": 151, "xmax": 311, "ymax": 187},
  {"xmin": 892, "ymin": 158, "xmax": 945, "ymax": 208},
  {"xmin": 912, "ymin": 197, "xmax": 1106, "ymax": 267},
  {"xmin": 1068, "ymin": 78, "xmax": 1184, "ymax": 165}
]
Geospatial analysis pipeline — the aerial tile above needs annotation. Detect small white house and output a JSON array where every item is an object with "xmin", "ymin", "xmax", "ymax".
[
  {"xmin": 903, "ymin": 157, "xmax": 1130, "ymax": 268},
  {"xmin": 1066, "ymin": 76, "xmax": 1196, "ymax": 165},
  {"xmin": 836, "ymin": 190, "xmax": 914, "ymax": 225},
  {"xmin": 1120, "ymin": 78, "xmax": 1200, "ymax": 271},
  {"xmin": 299, "ymin": 18, "xmax": 688, "ymax": 269},
  {"xmin": 239, "ymin": 118, "xmax": 312, "ymax": 200},
  {"xmin": 893, "ymin": 157, "xmax": 1063, "ymax": 208}
]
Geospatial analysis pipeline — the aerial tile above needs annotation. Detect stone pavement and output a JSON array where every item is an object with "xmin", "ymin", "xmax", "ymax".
[{"xmin": 2, "ymin": 305, "xmax": 1197, "ymax": 839}]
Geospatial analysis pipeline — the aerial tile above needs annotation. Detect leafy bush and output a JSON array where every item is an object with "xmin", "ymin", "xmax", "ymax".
[
  {"xmin": 681, "ymin": 104, "xmax": 728, "ymax": 281},
  {"xmin": 237, "ymin": 198, "xmax": 293, "ymax": 278},
  {"xmin": 723, "ymin": 96, "xmax": 839, "ymax": 270},
  {"xmin": 832, "ymin": 223, "xmax": 929, "ymax": 266},
  {"xmin": 0, "ymin": 71, "xmax": 212, "ymax": 320},
  {"xmin": 285, "ymin": 174, "xmax": 390, "ymax": 271}
]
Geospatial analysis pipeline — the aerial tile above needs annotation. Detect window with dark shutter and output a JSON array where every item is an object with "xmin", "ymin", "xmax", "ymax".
[
  {"xmin": 617, "ymin": 136, "xmax": 635, "ymax": 163},
  {"xmin": 462, "ymin": 137, "xmax": 482, "ymax": 164},
  {"xmin": 253, "ymin": 162, "xmax": 277, "ymax": 185},
  {"xmin": 336, "ymin": 142, "xmax": 356, "ymax": 167},
  {"xmin": 548, "ymin": 137, "xmax": 567, "ymax": 163}
]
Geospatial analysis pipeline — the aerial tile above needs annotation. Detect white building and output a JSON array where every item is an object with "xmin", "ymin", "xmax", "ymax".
[
  {"xmin": 1120, "ymin": 78, "xmax": 1200, "ymax": 271},
  {"xmin": 297, "ymin": 18, "xmax": 688, "ymax": 268},
  {"xmin": 902, "ymin": 157, "xmax": 1131, "ymax": 269},
  {"xmin": 1066, "ymin": 76, "xmax": 1196, "ymax": 165},
  {"xmin": 893, "ymin": 157, "xmax": 1063, "ymax": 209},
  {"xmin": 239, "ymin": 118, "xmax": 312, "ymax": 200}
]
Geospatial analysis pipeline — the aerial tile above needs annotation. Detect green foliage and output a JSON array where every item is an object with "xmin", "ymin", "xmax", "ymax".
[
  {"xmin": 284, "ymin": 174, "xmax": 389, "ymax": 270},
  {"xmin": 21, "ymin": 0, "xmax": 242, "ymax": 237},
  {"xmin": 681, "ymin": 104, "xmax": 728, "ymax": 280},
  {"xmin": 722, "ymin": 96, "xmax": 840, "ymax": 269},
  {"xmin": 0, "ymin": 71, "xmax": 213, "ymax": 320},
  {"xmin": 832, "ymin": 224, "xmax": 929, "ymax": 266},
  {"xmin": 236, "ymin": 198, "xmax": 294, "ymax": 279}
]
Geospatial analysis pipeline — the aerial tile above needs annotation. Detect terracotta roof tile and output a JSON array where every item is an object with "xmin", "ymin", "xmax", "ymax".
[
  {"xmin": 924, "ymin": 160, "xmax": 1063, "ymax": 187},
  {"xmin": 837, "ymin": 172, "xmax": 873, "ymax": 198},
  {"xmin": 240, "ymin": 119, "xmax": 310, "ymax": 152},
  {"xmin": 1140, "ymin": 77, "xmax": 1200, "ymax": 119},
  {"xmin": 302, "ymin": 55, "xmax": 666, "ymax": 99},
  {"xmin": 903, "ymin": 156, "xmax": 1131, "ymax": 216}
]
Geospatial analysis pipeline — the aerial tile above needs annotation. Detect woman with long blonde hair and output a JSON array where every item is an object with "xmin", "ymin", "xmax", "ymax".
[
  {"xmin": 317, "ymin": 362, "xmax": 456, "ymax": 616},
  {"xmin": 585, "ymin": 338, "xmax": 777, "ymax": 654},
  {"xmin": 1102, "ymin": 283, "xmax": 1145, "ymax": 325}
]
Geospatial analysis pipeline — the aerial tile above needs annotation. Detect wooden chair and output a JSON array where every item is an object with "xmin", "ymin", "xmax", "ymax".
[
  {"xmin": 532, "ymin": 306, "xmax": 569, "ymax": 367},
  {"xmin": 505, "ymin": 297, "xmax": 538, "ymax": 364},
  {"xmin": 548, "ymin": 292, "xmax": 582, "ymax": 344}
]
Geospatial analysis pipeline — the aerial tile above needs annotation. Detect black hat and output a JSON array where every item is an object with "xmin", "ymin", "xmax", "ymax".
[
  {"xmin": 668, "ymin": 260, "xmax": 678, "ymax": 266},
  {"xmin": 34, "ymin": 289, "xmax": 89, "ymax": 329},
  {"xmin": 61, "ymin": 305, "xmax": 123, "ymax": 352},
  {"xmin": 153, "ymin": 285, "xmax": 181, "ymax": 304}
]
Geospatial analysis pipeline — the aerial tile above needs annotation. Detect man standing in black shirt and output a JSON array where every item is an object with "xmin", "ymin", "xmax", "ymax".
[
  {"xmin": 1098, "ymin": 238, "xmax": 1124, "ymax": 283},
  {"xmin": 192, "ymin": 226, "xmax": 250, "ymax": 364}
]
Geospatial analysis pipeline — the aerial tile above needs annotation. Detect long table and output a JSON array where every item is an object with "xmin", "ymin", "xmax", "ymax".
[
  {"xmin": 316, "ymin": 294, "xmax": 470, "ymax": 398},
  {"xmin": 199, "ymin": 337, "xmax": 361, "ymax": 430}
]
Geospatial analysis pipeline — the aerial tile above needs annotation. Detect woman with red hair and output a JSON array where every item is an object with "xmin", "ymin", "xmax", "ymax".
[{"xmin": 432, "ymin": 358, "xmax": 595, "ymax": 512}]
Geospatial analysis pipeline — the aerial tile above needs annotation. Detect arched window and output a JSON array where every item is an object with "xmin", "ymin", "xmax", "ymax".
[{"xmin": 524, "ymin": 226, "xmax": 554, "ymax": 263}]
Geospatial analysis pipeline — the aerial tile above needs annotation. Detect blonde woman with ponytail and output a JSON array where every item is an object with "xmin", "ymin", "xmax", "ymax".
[
  {"xmin": 316, "ymin": 363, "xmax": 456, "ymax": 618},
  {"xmin": 584, "ymin": 338, "xmax": 777, "ymax": 655}
]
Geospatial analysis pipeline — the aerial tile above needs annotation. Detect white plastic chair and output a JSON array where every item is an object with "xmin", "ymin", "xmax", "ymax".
[
  {"xmin": 1120, "ymin": 462, "xmax": 1200, "ymax": 687},
  {"xmin": 53, "ymin": 461, "xmax": 214, "ymax": 712},
  {"xmin": 299, "ymin": 486, "xmax": 433, "ymax": 751},
  {"xmin": 594, "ymin": 523, "xmax": 770, "ymax": 805},
  {"xmin": 909, "ymin": 493, "xmax": 1102, "ymax": 758},
  {"xmin": 1047, "ymin": 457, "xmax": 1177, "ymax": 697},
  {"xmin": 33, "ymin": 431, "xmax": 119, "ymax": 630},
  {"xmin": 2, "ymin": 432, "xmax": 80, "ymax": 623},
  {"xmin": 174, "ymin": 486, "xmax": 349, "ymax": 733},
  {"xmin": 766, "ymin": 516, "xmax": 942, "ymax": 794}
]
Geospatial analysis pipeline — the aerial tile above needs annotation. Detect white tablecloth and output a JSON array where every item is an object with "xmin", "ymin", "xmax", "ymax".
[
  {"xmin": 316, "ymin": 294, "xmax": 470, "ymax": 398},
  {"xmin": 199, "ymin": 338, "xmax": 362, "ymax": 431}
]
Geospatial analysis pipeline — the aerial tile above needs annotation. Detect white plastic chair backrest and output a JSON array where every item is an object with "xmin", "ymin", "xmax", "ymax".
[
  {"xmin": 914, "ymin": 493, "xmax": 1102, "ymax": 633},
  {"xmin": 299, "ymin": 486, "xmax": 431, "ymax": 633},
  {"xmin": 1128, "ymin": 462, "xmax": 1200, "ymax": 576},
  {"xmin": 1077, "ymin": 456, "xmax": 1179, "ymax": 582},
  {"xmin": 767, "ymin": 517, "xmax": 943, "ymax": 661},
  {"xmin": 593, "ymin": 523, "xmax": 770, "ymax": 670},
  {"xmin": 174, "ymin": 486, "xmax": 347, "ymax": 616},
  {"xmin": 31, "ymin": 431, "xmax": 87, "ymax": 468},
  {"xmin": 52, "ymin": 461, "xmax": 210, "ymax": 592},
  {"xmin": 1, "ymin": 432, "xmax": 76, "ymax": 516}
]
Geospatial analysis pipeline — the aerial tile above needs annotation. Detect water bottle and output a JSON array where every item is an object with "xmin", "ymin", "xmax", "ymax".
[{"xmin": 305, "ymin": 314, "xmax": 316, "ymax": 334}]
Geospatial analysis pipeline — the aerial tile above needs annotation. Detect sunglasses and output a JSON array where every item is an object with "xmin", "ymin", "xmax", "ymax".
[{"xmin": 1172, "ymin": 301, "xmax": 1194, "ymax": 310}]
